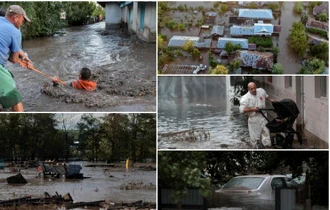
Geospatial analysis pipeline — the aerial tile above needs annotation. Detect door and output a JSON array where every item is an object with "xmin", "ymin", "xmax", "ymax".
[{"xmin": 139, "ymin": 3, "xmax": 145, "ymax": 32}]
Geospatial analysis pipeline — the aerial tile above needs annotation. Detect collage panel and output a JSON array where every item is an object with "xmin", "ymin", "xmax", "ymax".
[
  {"xmin": 158, "ymin": 1, "xmax": 328, "ymax": 75},
  {"xmin": 158, "ymin": 76, "xmax": 328, "ymax": 149},
  {"xmin": 158, "ymin": 151, "xmax": 329, "ymax": 210},
  {"xmin": 0, "ymin": 1, "xmax": 156, "ymax": 112},
  {"xmin": 0, "ymin": 113, "xmax": 156, "ymax": 209}
]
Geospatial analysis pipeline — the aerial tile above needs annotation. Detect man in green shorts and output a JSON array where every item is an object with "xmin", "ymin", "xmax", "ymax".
[{"xmin": 0, "ymin": 5, "xmax": 33, "ymax": 111}]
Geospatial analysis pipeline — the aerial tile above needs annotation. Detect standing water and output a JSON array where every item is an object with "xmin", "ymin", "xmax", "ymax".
[
  {"xmin": 7, "ymin": 22, "xmax": 156, "ymax": 112},
  {"xmin": 158, "ymin": 76, "xmax": 250, "ymax": 149}
]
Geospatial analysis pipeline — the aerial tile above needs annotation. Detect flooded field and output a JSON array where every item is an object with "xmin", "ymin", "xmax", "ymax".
[
  {"xmin": 7, "ymin": 22, "xmax": 156, "ymax": 112},
  {"xmin": 0, "ymin": 162, "xmax": 156, "ymax": 209},
  {"xmin": 158, "ymin": 77, "xmax": 250, "ymax": 149}
]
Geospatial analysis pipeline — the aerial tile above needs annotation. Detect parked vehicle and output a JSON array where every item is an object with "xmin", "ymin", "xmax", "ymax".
[{"xmin": 216, "ymin": 175, "xmax": 300, "ymax": 210}]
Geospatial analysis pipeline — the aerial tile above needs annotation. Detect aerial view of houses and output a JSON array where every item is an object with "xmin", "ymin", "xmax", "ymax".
[{"xmin": 158, "ymin": 2, "xmax": 329, "ymax": 74}]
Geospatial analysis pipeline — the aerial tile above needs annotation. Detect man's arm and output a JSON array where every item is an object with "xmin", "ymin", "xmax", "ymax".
[
  {"xmin": 266, "ymin": 96, "xmax": 275, "ymax": 103},
  {"xmin": 8, "ymin": 52, "xmax": 20, "ymax": 63}
]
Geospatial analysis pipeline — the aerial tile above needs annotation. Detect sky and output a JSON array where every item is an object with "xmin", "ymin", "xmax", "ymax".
[{"xmin": 55, "ymin": 113, "xmax": 107, "ymax": 130}]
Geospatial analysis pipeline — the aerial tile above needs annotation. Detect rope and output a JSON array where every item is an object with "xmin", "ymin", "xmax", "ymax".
[{"xmin": 18, "ymin": 60, "xmax": 67, "ymax": 86}]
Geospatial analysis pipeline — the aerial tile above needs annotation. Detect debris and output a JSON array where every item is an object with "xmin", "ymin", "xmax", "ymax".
[{"xmin": 6, "ymin": 173, "xmax": 27, "ymax": 184}]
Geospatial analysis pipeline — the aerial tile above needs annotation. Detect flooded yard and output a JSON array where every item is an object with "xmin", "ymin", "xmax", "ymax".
[
  {"xmin": 0, "ymin": 162, "xmax": 156, "ymax": 209},
  {"xmin": 7, "ymin": 22, "xmax": 156, "ymax": 112},
  {"xmin": 159, "ymin": 1, "xmax": 328, "ymax": 74}
]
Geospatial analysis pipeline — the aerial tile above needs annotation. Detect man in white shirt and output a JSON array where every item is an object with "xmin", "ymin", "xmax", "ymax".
[{"xmin": 239, "ymin": 82, "xmax": 275, "ymax": 148}]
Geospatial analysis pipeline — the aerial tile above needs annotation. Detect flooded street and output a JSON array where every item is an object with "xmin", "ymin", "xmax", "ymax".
[
  {"xmin": 158, "ymin": 77, "xmax": 250, "ymax": 149},
  {"xmin": 0, "ymin": 162, "xmax": 156, "ymax": 205},
  {"xmin": 276, "ymin": 2, "xmax": 302, "ymax": 74},
  {"xmin": 7, "ymin": 22, "xmax": 156, "ymax": 112}
]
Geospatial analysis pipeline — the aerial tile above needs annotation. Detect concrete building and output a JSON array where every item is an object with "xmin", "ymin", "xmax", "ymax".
[
  {"xmin": 254, "ymin": 76, "xmax": 328, "ymax": 148},
  {"xmin": 102, "ymin": 2, "xmax": 156, "ymax": 42}
]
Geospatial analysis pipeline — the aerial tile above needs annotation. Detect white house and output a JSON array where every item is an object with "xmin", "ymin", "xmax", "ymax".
[
  {"xmin": 103, "ymin": 2, "xmax": 156, "ymax": 42},
  {"xmin": 253, "ymin": 76, "xmax": 328, "ymax": 148}
]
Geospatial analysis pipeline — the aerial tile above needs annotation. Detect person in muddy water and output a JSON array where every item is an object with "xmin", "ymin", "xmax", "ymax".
[
  {"xmin": 239, "ymin": 82, "xmax": 275, "ymax": 149},
  {"xmin": 0, "ymin": 5, "xmax": 33, "ymax": 112},
  {"xmin": 52, "ymin": 67, "xmax": 97, "ymax": 91}
]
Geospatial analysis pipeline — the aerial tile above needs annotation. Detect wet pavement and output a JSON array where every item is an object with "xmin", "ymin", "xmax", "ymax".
[
  {"xmin": 7, "ymin": 22, "xmax": 156, "ymax": 112},
  {"xmin": 0, "ymin": 162, "xmax": 156, "ymax": 205},
  {"xmin": 158, "ymin": 76, "xmax": 251, "ymax": 149}
]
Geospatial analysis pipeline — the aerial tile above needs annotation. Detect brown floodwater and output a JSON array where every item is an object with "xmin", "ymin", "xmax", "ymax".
[
  {"xmin": 6, "ymin": 22, "xmax": 156, "ymax": 112},
  {"xmin": 160, "ymin": 2, "xmax": 308, "ymax": 74},
  {"xmin": 0, "ymin": 162, "xmax": 156, "ymax": 209}
]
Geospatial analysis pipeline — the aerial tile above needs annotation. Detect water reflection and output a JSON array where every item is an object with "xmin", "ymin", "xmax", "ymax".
[{"xmin": 158, "ymin": 76, "xmax": 250, "ymax": 149}]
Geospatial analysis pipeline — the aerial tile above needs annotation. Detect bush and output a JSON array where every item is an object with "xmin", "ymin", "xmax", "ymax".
[
  {"xmin": 213, "ymin": 2, "xmax": 220, "ymax": 8},
  {"xmin": 272, "ymin": 63, "xmax": 284, "ymax": 74},
  {"xmin": 267, "ymin": 3, "xmax": 280, "ymax": 11},
  {"xmin": 220, "ymin": 4, "xmax": 229, "ymax": 12},
  {"xmin": 306, "ymin": 28, "xmax": 328, "ymax": 38},
  {"xmin": 178, "ymin": 23, "xmax": 185, "ymax": 31},
  {"xmin": 300, "ymin": 58, "xmax": 325, "ymax": 74},
  {"xmin": 294, "ymin": 2, "xmax": 304, "ymax": 14},
  {"xmin": 248, "ymin": 37, "xmax": 273, "ymax": 48},
  {"xmin": 316, "ymin": 12, "xmax": 328, "ymax": 22},
  {"xmin": 210, "ymin": 65, "xmax": 228, "ymax": 74},
  {"xmin": 248, "ymin": 2, "xmax": 258, "ymax": 9},
  {"xmin": 165, "ymin": 19, "xmax": 178, "ymax": 30}
]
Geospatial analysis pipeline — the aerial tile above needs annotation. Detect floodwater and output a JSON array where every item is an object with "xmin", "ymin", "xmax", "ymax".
[
  {"xmin": 158, "ymin": 77, "xmax": 250, "ymax": 149},
  {"xmin": 160, "ymin": 2, "xmax": 305, "ymax": 74},
  {"xmin": 7, "ymin": 22, "xmax": 156, "ymax": 112},
  {"xmin": 276, "ymin": 2, "xmax": 302, "ymax": 74},
  {"xmin": 0, "ymin": 162, "xmax": 156, "ymax": 207}
]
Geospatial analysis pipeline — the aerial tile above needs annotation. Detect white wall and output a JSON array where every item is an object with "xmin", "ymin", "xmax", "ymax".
[{"xmin": 303, "ymin": 77, "xmax": 329, "ymax": 143}]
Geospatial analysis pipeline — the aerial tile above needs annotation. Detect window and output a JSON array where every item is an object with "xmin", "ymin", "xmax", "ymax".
[
  {"xmin": 285, "ymin": 76, "xmax": 292, "ymax": 88},
  {"xmin": 271, "ymin": 177, "xmax": 285, "ymax": 189},
  {"xmin": 315, "ymin": 76, "xmax": 327, "ymax": 98}
]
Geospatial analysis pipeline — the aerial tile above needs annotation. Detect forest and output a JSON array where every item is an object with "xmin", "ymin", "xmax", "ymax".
[{"xmin": 0, "ymin": 113, "xmax": 156, "ymax": 163}]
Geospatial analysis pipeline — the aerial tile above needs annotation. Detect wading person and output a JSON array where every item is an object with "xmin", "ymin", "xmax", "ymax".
[
  {"xmin": 0, "ymin": 5, "xmax": 33, "ymax": 112},
  {"xmin": 52, "ymin": 67, "xmax": 97, "ymax": 91},
  {"xmin": 239, "ymin": 82, "xmax": 275, "ymax": 148}
]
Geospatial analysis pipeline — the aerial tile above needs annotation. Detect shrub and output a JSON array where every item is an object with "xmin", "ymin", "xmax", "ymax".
[
  {"xmin": 248, "ymin": 37, "xmax": 273, "ymax": 48},
  {"xmin": 316, "ymin": 12, "xmax": 328, "ymax": 22},
  {"xmin": 306, "ymin": 28, "xmax": 328, "ymax": 38},
  {"xmin": 294, "ymin": 2, "xmax": 303, "ymax": 14}
]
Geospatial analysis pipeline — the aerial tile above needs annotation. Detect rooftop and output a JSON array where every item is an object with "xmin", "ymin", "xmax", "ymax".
[{"xmin": 238, "ymin": 9, "xmax": 273, "ymax": 19}]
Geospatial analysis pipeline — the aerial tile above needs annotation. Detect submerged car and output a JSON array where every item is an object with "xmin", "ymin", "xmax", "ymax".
[{"xmin": 215, "ymin": 175, "xmax": 299, "ymax": 210}]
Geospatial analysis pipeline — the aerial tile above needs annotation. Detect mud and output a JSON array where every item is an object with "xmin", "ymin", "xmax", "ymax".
[
  {"xmin": 0, "ymin": 162, "xmax": 156, "ymax": 208},
  {"xmin": 8, "ymin": 22, "xmax": 156, "ymax": 112}
]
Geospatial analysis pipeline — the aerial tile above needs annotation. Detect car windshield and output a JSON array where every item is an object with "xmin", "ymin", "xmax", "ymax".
[{"xmin": 222, "ymin": 177, "xmax": 265, "ymax": 190}]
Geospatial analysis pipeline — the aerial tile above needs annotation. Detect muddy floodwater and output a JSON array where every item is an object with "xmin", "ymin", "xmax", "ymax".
[
  {"xmin": 7, "ymin": 22, "xmax": 156, "ymax": 112},
  {"xmin": 0, "ymin": 162, "xmax": 156, "ymax": 209},
  {"xmin": 158, "ymin": 77, "xmax": 250, "ymax": 149}
]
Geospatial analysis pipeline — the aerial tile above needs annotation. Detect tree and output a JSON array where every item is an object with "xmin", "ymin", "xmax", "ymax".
[
  {"xmin": 300, "ymin": 13, "xmax": 308, "ymax": 25},
  {"xmin": 248, "ymin": 2, "xmax": 258, "ymax": 9},
  {"xmin": 158, "ymin": 151, "xmax": 211, "ymax": 209},
  {"xmin": 229, "ymin": 59, "xmax": 241, "ymax": 72},
  {"xmin": 182, "ymin": 40, "xmax": 194, "ymax": 53},
  {"xmin": 63, "ymin": 2, "xmax": 96, "ymax": 25},
  {"xmin": 300, "ymin": 58, "xmax": 325, "ymax": 74},
  {"xmin": 158, "ymin": 35, "xmax": 166, "ymax": 50},
  {"xmin": 316, "ymin": 12, "xmax": 328, "ymax": 22},
  {"xmin": 289, "ymin": 22, "xmax": 308, "ymax": 57},
  {"xmin": 210, "ymin": 65, "xmax": 228, "ymax": 74},
  {"xmin": 272, "ymin": 63, "xmax": 284, "ymax": 74},
  {"xmin": 294, "ymin": 2, "xmax": 303, "ymax": 14},
  {"xmin": 225, "ymin": 42, "xmax": 241, "ymax": 54},
  {"xmin": 77, "ymin": 114, "xmax": 102, "ymax": 161},
  {"xmin": 309, "ymin": 42, "xmax": 328, "ymax": 64}
]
